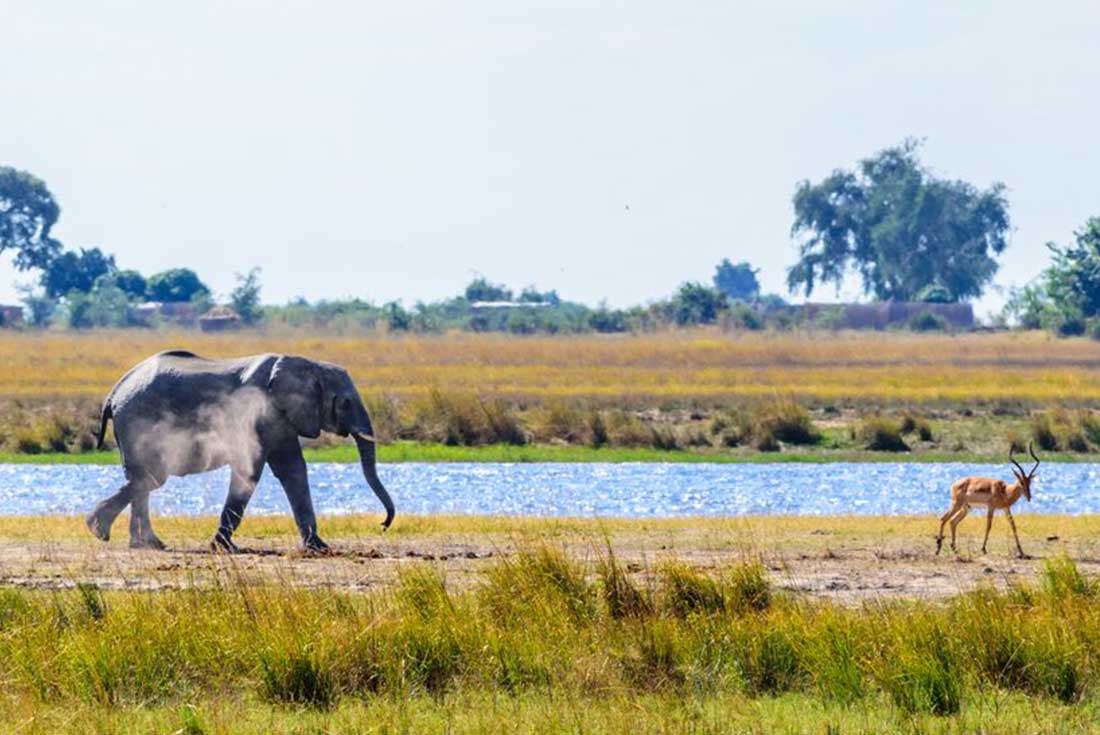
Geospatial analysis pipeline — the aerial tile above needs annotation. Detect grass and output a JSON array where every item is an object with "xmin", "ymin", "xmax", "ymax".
[
  {"xmin": 5, "ymin": 545, "xmax": 1100, "ymax": 733},
  {"xmin": 8, "ymin": 330, "xmax": 1100, "ymax": 459},
  {"xmin": 7, "ymin": 440, "xmax": 1100, "ymax": 465},
  {"xmin": 2, "ymin": 329, "xmax": 1100, "ymax": 406}
]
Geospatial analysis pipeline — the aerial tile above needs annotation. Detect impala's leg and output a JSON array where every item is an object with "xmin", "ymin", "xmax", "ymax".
[
  {"xmin": 981, "ymin": 507, "xmax": 996, "ymax": 554},
  {"xmin": 1005, "ymin": 507, "xmax": 1025, "ymax": 558},
  {"xmin": 937, "ymin": 502, "xmax": 962, "ymax": 554},
  {"xmin": 948, "ymin": 506, "xmax": 969, "ymax": 552}
]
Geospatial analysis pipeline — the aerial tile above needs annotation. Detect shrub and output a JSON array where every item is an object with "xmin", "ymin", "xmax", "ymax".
[
  {"xmin": 727, "ymin": 562, "xmax": 771, "ymax": 614},
  {"xmin": 909, "ymin": 311, "xmax": 948, "ymax": 332},
  {"xmin": 854, "ymin": 417, "xmax": 909, "ymax": 451},
  {"xmin": 900, "ymin": 413, "xmax": 933, "ymax": 442},
  {"xmin": 598, "ymin": 546, "xmax": 651, "ymax": 619},
  {"xmin": 258, "ymin": 646, "xmax": 336, "ymax": 708},
  {"xmin": 660, "ymin": 563, "xmax": 725, "ymax": 618},
  {"xmin": 751, "ymin": 399, "xmax": 819, "ymax": 445}
]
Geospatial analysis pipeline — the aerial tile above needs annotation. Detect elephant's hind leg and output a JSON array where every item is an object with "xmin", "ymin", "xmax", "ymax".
[
  {"xmin": 85, "ymin": 474, "xmax": 160, "ymax": 543},
  {"xmin": 213, "ymin": 464, "xmax": 265, "ymax": 553},
  {"xmin": 128, "ymin": 483, "xmax": 167, "ymax": 550}
]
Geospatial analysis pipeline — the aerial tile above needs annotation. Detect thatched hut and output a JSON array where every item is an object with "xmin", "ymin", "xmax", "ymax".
[{"xmin": 199, "ymin": 305, "xmax": 242, "ymax": 332}]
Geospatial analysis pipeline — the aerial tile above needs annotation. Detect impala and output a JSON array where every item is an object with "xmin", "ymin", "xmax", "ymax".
[{"xmin": 935, "ymin": 442, "xmax": 1039, "ymax": 558}]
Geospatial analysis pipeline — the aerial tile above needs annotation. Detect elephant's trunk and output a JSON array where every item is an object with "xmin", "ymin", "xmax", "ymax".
[{"xmin": 354, "ymin": 433, "xmax": 395, "ymax": 529}]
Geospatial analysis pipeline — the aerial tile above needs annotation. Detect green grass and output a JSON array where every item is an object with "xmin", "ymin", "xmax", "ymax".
[
  {"xmin": 1, "ymin": 440, "xmax": 1097, "ymax": 465},
  {"xmin": 4, "ymin": 551, "xmax": 1100, "ymax": 733}
]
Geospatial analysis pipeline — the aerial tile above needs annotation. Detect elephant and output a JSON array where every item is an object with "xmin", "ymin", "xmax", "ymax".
[{"xmin": 85, "ymin": 350, "xmax": 394, "ymax": 552}]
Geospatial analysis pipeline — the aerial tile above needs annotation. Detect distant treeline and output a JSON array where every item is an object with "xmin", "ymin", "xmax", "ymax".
[{"xmin": 4, "ymin": 138, "xmax": 1100, "ymax": 335}]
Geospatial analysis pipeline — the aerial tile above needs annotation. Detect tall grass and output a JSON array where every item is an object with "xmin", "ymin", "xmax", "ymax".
[{"xmin": 4, "ymin": 549, "xmax": 1100, "ymax": 721}]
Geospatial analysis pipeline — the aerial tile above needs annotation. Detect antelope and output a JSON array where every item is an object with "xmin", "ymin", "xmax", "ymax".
[{"xmin": 935, "ymin": 442, "xmax": 1039, "ymax": 558}]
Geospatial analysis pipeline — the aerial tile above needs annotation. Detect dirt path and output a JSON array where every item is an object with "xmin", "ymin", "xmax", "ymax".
[{"xmin": 2, "ymin": 514, "xmax": 1098, "ymax": 601}]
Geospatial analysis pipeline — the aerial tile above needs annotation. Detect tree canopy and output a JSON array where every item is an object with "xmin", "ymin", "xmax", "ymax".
[
  {"xmin": 0, "ymin": 167, "xmax": 63, "ymax": 271},
  {"xmin": 146, "ymin": 268, "xmax": 210, "ymax": 303},
  {"xmin": 786, "ymin": 140, "xmax": 1010, "ymax": 303},
  {"xmin": 40, "ymin": 247, "xmax": 116, "ymax": 298},
  {"xmin": 713, "ymin": 259, "xmax": 760, "ymax": 301},
  {"xmin": 1005, "ymin": 217, "xmax": 1100, "ymax": 333}
]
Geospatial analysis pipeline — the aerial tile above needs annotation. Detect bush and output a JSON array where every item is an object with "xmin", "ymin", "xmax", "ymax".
[
  {"xmin": 900, "ymin": 413, "xmax": 933, "ymax": 442},
  {"xmin": 909, "ymin": 311, "xmax": 949, "ymax": 332},
  {"xmin": 854, "ymin": 417, "xmax": 909, "ymax": 451},
  {"xmin": 751, "ymin": 399, "xmax": 818, "ymax": 445}
]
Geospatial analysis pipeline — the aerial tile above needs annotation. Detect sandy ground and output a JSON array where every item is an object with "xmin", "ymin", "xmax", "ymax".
[{"xmin": 3, "ymin": 514, "xmax": 1100, "ymax": 602}]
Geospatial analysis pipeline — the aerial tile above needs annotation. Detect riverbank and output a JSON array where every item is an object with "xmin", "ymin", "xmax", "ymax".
[
  {"xmin": 0, "ymin": 440, "xmax": 1095, "ymax": 465},
  {"xmin": 3, "ymin": 514, "xmax": 1100, "ymax": 734}
]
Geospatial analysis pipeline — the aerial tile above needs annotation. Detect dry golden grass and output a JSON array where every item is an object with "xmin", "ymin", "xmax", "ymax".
[{"xmin": 0, "ymin": 329, "xmax": 1097, "ymax": 406}]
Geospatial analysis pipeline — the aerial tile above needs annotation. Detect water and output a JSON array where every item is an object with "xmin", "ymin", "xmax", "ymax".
[{"xmin": 0, "ymin": 461, "xmax": 1093, "ymax": 517}]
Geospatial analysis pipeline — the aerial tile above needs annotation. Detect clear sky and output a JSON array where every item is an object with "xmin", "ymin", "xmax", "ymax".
[{"xmin": 2, "ymin": 1, "xmax": 1097, "ymax": 316}]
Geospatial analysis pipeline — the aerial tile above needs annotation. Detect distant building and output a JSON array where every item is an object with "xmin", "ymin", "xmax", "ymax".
[
  {"xmin": 0, "ymin": 305, "xmax": 24, "ymax": 327},
  {"xmin": 801, "ymin": 301, "xmax": 974, "ymax": 330},
  {"xmin": 468, "ymin": 301, "xmax": 551, "ymax": 310},
  {"xmin": 130, "ymin": 301, "xmax": 200, "ymax": 326},
  {"xmin": 199, "ymin": 305, "xmax": 242, "ymax": 332}
]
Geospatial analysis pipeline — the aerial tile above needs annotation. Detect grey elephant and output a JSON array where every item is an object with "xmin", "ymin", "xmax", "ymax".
[{"xmin": 86, "ymin": 350, "xmax": 394, "ymax": 552}]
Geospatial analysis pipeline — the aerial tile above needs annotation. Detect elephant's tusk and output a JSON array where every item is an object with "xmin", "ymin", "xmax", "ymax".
[{"xmin": 354, "ymin": 433, "xmax": 378, "ymax": 443}]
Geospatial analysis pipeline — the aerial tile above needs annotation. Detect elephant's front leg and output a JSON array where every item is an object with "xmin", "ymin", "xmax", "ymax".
[
  {"xmin": 213, "ymin": 463, "xmax": 265, "ymax": 553},
  {"xmin": 268, "ymin": 442, "xmax": 328, "ymax": 552}
]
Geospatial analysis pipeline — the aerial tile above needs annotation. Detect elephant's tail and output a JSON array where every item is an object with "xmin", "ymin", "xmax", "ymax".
[{"xmin": 95, "ymin": 402, "xmax": 113, "ymax": 450}]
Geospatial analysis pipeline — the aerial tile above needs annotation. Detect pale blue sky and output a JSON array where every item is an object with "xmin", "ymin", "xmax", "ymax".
[{"xmin": 2, "ymin": 1, "xmax": 1098, "ymax": 316}]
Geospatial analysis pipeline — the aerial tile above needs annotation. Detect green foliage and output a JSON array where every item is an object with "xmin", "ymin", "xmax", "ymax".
[
  {"xmin": 751, "ymin": 399, "xmax": 819, "ymax": 445},
  {"xmin": 787, "ymin": 139, "xmax": 1010, "ymax": 302},
  {"xmin": 64, "ymin": 279, "xmax": 135, "ymax": 329},
  {"xmin": 909, "ymin": 311, "xmax": 948, "ymax": 332},
  {"xmin": 464, "ymin": 277, "xmax": 512, "ymax": 302},
  {"xmin": 40, "ymin": 247, "xmax": 116, "ymax": 298},
  {"xmin": 146, "ymin": 268, "xmax": 210, "ymax": 303},
  {"xmin": 0, "ymin": 166, "xmax": 62, "ymax": 271},
  {"xmin": 670, "ymin": 282, "xmax": 727, "ymax": 325},
  {"xmin": 230, "ymin": 267, "xmax": 263, "ymax": 325},
  {"xmin": 713, "ymin": 259, "xmax": 760, "ymax": 301},
  {"xmin": 727, "ymin": 302, "xmax": 763, "ymax": 330},
  {"xmin": 854, "ymin": 416, "xmax": 909, "ymax": 451}
]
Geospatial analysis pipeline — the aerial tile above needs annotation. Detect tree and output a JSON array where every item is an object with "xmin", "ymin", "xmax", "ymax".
[
  {"xmin": 713, "ymin": 259, "xmax": 760, "ymax": 301},
  {"xmin": 1004, "ymin": 217, "xmax": 1100, "ymax": 332},
  {"xmin": 110, "ymin": 269, "xmax": 148, "ymax": 300},
  {"xmin": 40, "ymin": 247, "xmax": 116, "ymax": 298},
  {"xmin": 0, "ymin": 167, "xmax": 63, "ymax": 271},
  {"xmin": 464, "ymin": 277, "xmax": 512, "ymax": 302},
  {"xmin": 230, "ymin": 267, "xmax": 263, "ymax": 325},
  {"xmin": 518, "ymin": 286, "xmax": 561, "ymax": 305},
  {"xmin": 146, "ymin": 268, "xmax": 210, "ymax": 303},
  {"xmin": 1045, "ymin": 217, "xmax": 1100, "ymax": 317},
  {"xmin": 671, "ymin": 282, "xmax": 727, "ymax": 325},
  {"xmin": 65, "ymin": 279, "xmax": 133, "ymax": 329},
  {"xmin": 786, "ymin": 139, "xmax": 1010, "ymax": 302}
]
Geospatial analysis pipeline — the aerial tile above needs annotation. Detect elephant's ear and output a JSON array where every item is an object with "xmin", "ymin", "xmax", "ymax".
[{"xmin": 268, "ymin": 356, "xmax": 323, "ymax": 438}]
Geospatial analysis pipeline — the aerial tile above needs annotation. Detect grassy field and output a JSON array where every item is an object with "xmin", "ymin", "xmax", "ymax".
[
  {"xmin": 2, "ymin": 329, "xmax": 1099, "ymax": 404},
  {"xmin": 3, "ymin": 329, "xmax": 1100, "ymax": 460},
  {"xmin": 5, "ymin": 514, "xmax": 1100, "ymax": 733}
]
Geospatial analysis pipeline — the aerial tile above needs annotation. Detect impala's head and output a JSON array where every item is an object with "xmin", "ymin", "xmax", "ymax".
[{"xmin": 1009, "ymin": 441, "xmax": 1041, "ymax": 502}]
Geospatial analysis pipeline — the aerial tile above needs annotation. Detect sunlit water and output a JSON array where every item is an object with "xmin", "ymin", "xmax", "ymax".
[{"xmin": 0, "ymin": 462, "xmax": 1095, "ymax": 517}]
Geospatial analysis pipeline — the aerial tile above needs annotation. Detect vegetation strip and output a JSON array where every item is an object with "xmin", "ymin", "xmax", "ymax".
[{"xmin": 1, "ymin": 547, "xmax": 1098, "ymax": 733}]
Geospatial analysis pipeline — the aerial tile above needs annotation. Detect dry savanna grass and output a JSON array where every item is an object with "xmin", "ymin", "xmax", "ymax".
[{"xmin": 1, "ymin": 329, "xmax": 1099, "ymax": 406}]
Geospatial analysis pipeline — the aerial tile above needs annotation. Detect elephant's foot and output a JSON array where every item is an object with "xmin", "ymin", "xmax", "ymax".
[
  {"xmin": 85, "ymin": 512, "xmax": 111, "ymax": 542},
  {"xmin": 303, "ymin": 535, "xmax": 331, "ymax": 554},
  {"xmin": 129, "ymin": 535, "xmax": 167, "ymax": 551},
  {"xmin": 211, "ymin": 532, "xmax": 240, "ymax": 554}
]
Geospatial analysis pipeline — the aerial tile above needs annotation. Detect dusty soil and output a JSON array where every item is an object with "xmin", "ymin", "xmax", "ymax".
[{"xmin": 3, "ymin": 514, "xmax": 1099, "ymax": 602}]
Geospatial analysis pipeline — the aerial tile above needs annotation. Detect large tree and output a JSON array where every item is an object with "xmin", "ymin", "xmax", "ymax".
[
  {"xmin": 786, "ymin": 140, "xmax": 1010, "ymax": 302},
  {"xmin": 40, "ymin": 247, "xmax": 116, "ymax": 298},
  {"xmin": 0, "ymin": 166, "xmax": 63, "ymax": 271},
  {"xmin": 713, "ymin": 259, "xmax": 760, "ymax": 301},
  {"xmin": 146, "ymin": 268, "xmax": 210, "ymax": 303}
]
